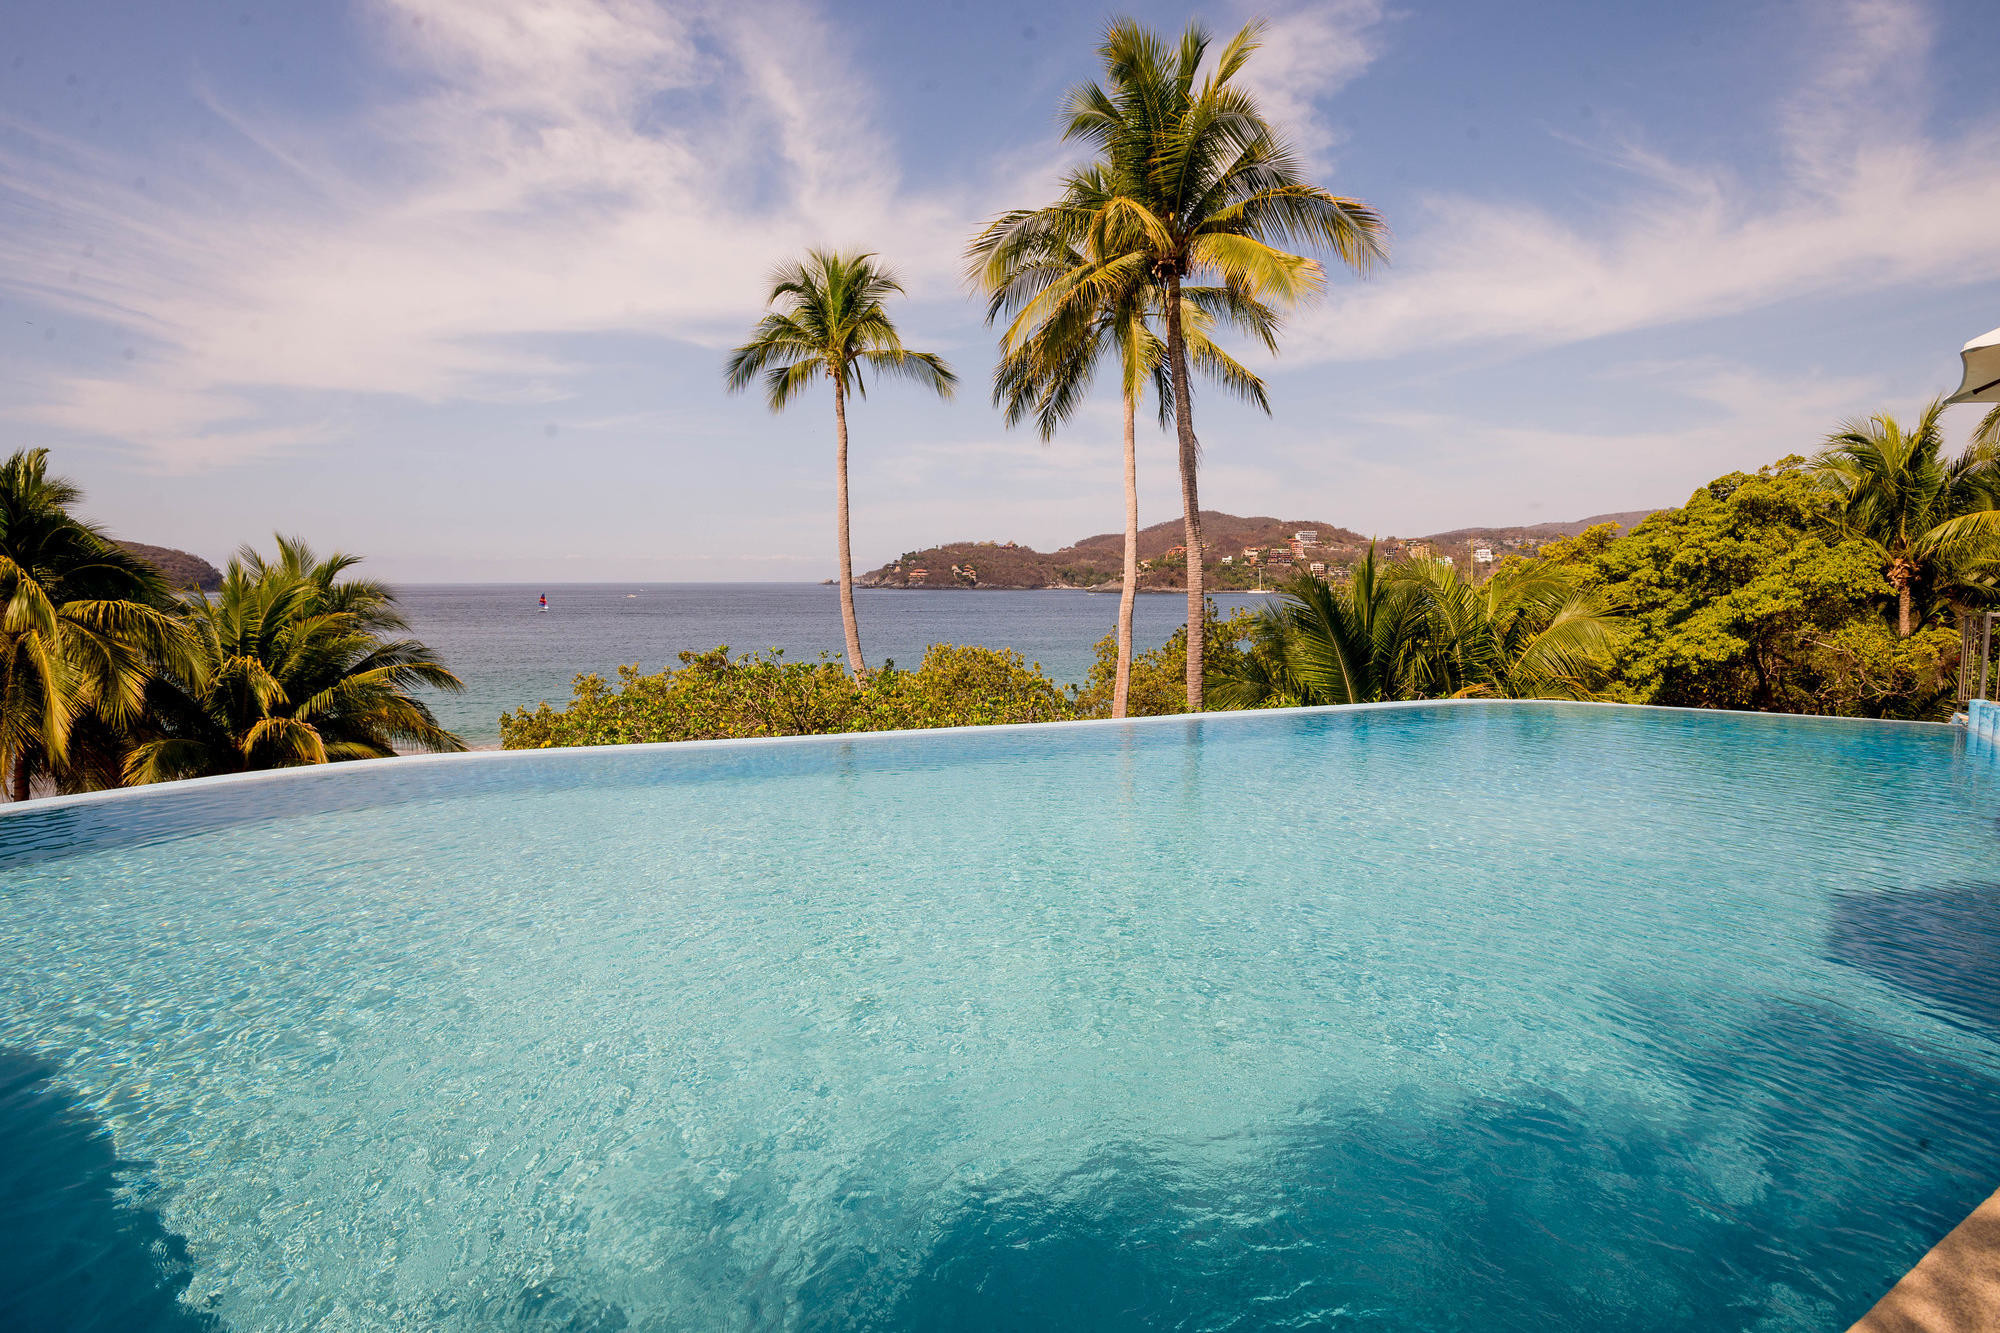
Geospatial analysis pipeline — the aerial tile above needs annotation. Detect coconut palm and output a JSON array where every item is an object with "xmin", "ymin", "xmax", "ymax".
[
  {"xmin": 1212, "ymin": 547, "xmax": 1621, "ymax": 708},
  {"xmin": 125, "ymin": 537, "xmax": 463, "ymax": 782},
  {"xmin": 1812, "ymin": 398, "xmax": 2000, "ymax": 636},
  {"xmin": 1392, "ymin": 557, "xmax": 1625, "ymax": 700},
  {"xmin": 0, "ymin": 448, "xmax": 182, "ymax": 800},
  {"xmin": 725, "ymin": 251, "xmax": 956, "ymax": 676},
  {"xmin": 998, "ymin": 18, "xmax": 1386, "ymax": 709},
  {"xmin": 971, "ymin": 163, "xmax": 1276, "ymax": 718}
]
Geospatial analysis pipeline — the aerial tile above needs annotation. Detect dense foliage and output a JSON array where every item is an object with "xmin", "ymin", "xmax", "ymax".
[
  {"xmin": 0, "ymin": 449, "xmax": 183, "ymax": 799},
  {"xmin": 1212, "ymin": 551, "xmax": 1622, "ymax": 708},
  {"xmin": 128, "ymin": 538, "xmax": 465, "ymax": 782},
  {"xmin": 500, "ymin": 644, "xmax": 1078, "ymax": 748},
  {"xmin": 1812, "ymin": 400, "xmax": 2000, "ymax": 635},
  {"xmin": 1536, "ymin": 458, "xmax": 1959, "ymax": 718},
  {"xmin": 0, "ymin": 450, "xmax": 465, "ymax": 799}
]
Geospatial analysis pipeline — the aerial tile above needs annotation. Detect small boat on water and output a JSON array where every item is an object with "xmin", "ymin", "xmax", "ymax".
[{"xmin": 538, "ymin": 593, "xmax": 548, "ymax": 612}]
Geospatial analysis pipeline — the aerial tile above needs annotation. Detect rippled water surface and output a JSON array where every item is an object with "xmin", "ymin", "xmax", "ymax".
[{"xmin": 4, "ymin": 703, "xmax": 1999, "ymax": 1331}]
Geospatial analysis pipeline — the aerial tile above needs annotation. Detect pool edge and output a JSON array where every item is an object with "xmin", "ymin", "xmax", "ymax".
[
  {"xmin": 0, "ymin": 696, "xmax": 1954, "ymax": 822},
  {"xmin": 1847, "ymin": 1186, "xmax": 2000, "ymax": 1332}
]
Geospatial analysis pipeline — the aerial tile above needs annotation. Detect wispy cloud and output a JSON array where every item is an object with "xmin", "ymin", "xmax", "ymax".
[
  {"xmin": 1289, "ymin": 0, "xmax": 2000, "ymax": 364},
  {"xmin": 0, "ymin": 0, "xmax": 1002, "ymax": 464},
  {"xmin": 1235, "ymin": 0, "xmax": 1390, "ymax": 163}
]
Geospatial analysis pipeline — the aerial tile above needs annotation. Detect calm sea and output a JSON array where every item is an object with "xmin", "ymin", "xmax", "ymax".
[{"xmin": 397, "ymin": 583, "xmax": 1277, "ymax": 746}]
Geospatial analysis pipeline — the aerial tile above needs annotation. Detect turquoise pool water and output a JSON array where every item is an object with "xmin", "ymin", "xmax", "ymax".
[{"xmin": 3, "ymin": 702, "xmax": 1999, "ymax": 1331}]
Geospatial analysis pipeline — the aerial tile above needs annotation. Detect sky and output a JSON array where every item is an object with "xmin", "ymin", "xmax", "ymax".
[{"xmin": 1, "ymin": 0, "xmax": 1997, "ymax": 581}]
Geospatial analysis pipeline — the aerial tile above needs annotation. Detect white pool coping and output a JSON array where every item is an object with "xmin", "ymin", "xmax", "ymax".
[{"xmin": 0, "ymin": 696, "xmax": 1955, "ymax": 822}]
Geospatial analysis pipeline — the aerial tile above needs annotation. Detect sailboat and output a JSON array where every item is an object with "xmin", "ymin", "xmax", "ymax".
[{"xmin": 538, "ymin": 593, "xmax": 548, "ymax": 613}]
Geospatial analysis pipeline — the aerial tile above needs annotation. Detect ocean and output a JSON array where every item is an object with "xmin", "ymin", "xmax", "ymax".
[{"xmin": 397, "ymin": 583, "xmax": 1277, "ymax": 746}]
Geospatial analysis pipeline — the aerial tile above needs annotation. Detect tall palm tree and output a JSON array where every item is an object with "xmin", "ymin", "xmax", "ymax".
[
  {"xmin": 1009, "ymin": 18, "xmax": 1387, "ymax": 710},
  {"xmin": 1812, "ymin": 398, "xmax": 2000, "ymax": 636},
  {"xmin": 971, "ymin": 164, "xmax": 1276, "ymax": 717},
  {"xmin": 725, "ymin": 251, "xmax": 956, "ymax": 676},
  {"xmin": 125, "ymin": 537, "xmax": 464, "ymax": 782},
  {"xmin": 0, "ymin": 448, "xmax": 182, "ymax": 800}
]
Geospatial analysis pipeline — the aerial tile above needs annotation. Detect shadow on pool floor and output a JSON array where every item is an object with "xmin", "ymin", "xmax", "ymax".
[
  {"xmin": 1827, "ymin": 880, "xmax": 2000, "ymax": 1039},
  {"xmin": 0, "ymin": 1047, "xmax": 219, "ymax": 1333}
]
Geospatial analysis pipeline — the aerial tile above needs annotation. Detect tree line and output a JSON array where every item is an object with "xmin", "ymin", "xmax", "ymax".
[{"xmin": 0, "ymin": 448, "xmax": 463, "ymax": 800}]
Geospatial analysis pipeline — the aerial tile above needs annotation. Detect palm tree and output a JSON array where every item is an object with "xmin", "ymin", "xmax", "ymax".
[
  {"xmin": 725, "ymin": 251, "xmax": 957, "ymax": 676},
  {"xmin": 125, "ymin": 537, "xmax": 464, "ymax": 782},
  {"xmin": 0, "ymin": 448, "xmax": 182, "ymax": 800},
  {"xmin": 1008, "ymin": 18, "xmax": 1386, "ymax": 710},
  {"xmin": 1212, "ymin": 547, "xmax": 1621, "ymax": 708},
  {"xmin": 1812, "ymin": 398, "xmax": 2000, "ymax": 636},
  {"xmin": 971, "ymin": 164, "xmax": 1276, "ymax": 718},
  {"xmin": 1392, "ymin": 557, "xmax": 1625, "ymax": 700},
  {"xmin": 1215, "ymin": 546, "xmax": 1420, "ymax": 708},
  {"xmin": 1976, "ymin": 405, "xmax": 1999, "ymax": 451}
]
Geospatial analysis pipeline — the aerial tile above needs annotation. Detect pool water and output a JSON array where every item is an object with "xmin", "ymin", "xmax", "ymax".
[{"xmin": 3, "ymin": 702, "xmax": 1998, "ymax": 1331}]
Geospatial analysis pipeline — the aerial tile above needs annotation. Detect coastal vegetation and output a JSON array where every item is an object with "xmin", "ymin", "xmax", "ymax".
[
  {"xmin": 1213, "ymin": 551, "xmax": 1621, "ymax": 708},
  {"xmin": 499, "ymin": 644, "xmax": 1073, "ymax": 747},
  {"xmin": 0, "ymin": 448, "xmax": 184, "ymax": 801},
  {"xmin": 127, "ymin": 538, "xmax": 464, "ymax": 781},
  {"xmin": 504, "ymin": 416, "xmax": 1996, "ymax": 749},
  {"xmin": 725, "ymin": 250, "xmax": 956, "ymax": 677},
  {"xmin": 1536, "ymin": 451, "xmax": 1976, "ymax": 718},
  {"xmin": 0, "ymin": 449, "xmax": 465, "ymax": 799}
]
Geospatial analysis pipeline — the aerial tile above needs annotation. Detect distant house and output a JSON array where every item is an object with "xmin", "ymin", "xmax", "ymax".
[
  {"xmin": 1220, "ymin": 555, "xmax": 1234, "ymax": 565},
  {"xmin": 1474, "ymin": 547, "xmax": 1494, "ymax": 564},
  {"xmin": 908, "ymin": 568, "xmax": 929, "ymax": 583},
  {"xmin": 1309, "ymin": 561, "xmax": 1326, "ymax": 575},
  {"xmin": 1407, "ymin": 541, "xmax": 1433, "ymax": 558},
  {"xmin": 1294, "ymin": 530, "xmax": 1319, "ymax": 545},
  {"xmin": 1163, "ymin": 545, "xmax": 1186, "ymax": 558},
  {"xmin": 1241, "ymin": 546, "xmax": 1261, "ymax": 560}
]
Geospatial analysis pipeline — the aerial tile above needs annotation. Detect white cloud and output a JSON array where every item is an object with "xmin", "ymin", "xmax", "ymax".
[
  {"xmin": 1234, "ymin": 0, "xmax": 1390, "ymax": 162},
  {"xmin": 0, "ymin": 0, "xmax": 1006, "ymax": 465},
  {"xmin": 1290, "ymin": 0, "xmax": 2000, "ymax": 364}
]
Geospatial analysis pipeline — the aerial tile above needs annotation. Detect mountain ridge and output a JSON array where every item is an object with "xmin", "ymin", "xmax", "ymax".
[{"xmin": 860, "ymin": 508, "xmax": 1660, "ymax": 590}]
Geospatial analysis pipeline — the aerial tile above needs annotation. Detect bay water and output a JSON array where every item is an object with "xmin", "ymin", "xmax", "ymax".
[{"xmin": 398, "ymin": 583, "xmax": 1275, "ymax": 746}]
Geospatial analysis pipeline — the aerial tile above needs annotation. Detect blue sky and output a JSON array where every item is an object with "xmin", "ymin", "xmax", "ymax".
[{"xmin": 2, "ymin": 0, "xmax": 1997, "ymax": 580}]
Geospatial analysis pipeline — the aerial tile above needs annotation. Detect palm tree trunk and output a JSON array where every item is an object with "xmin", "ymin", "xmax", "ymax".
[
  {"xmin": 1164, "ymin": 272, "xmax": 1204, "ymax": 712},
  {"xmin": 9, "ymin": 755, "xmax": 28, "ymax": 803},
  {"xmin": 1114, "ymin": 387, "xmax": 1139, "ymax": 719},
  {"xmin": 831, "ymin": 375, "xmax": 865, "ymax": 677},
  {"xmin": 1898, "ymin": 583, "xmax": 1913, "ymax": 638}
]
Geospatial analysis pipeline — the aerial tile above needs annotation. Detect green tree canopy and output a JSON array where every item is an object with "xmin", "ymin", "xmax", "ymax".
[
  {"xmin": 1811, "ymin": 398, "xmax": 2000, "ymax": 635},
  {"xmin": 0, "ymin": 448, "xmax": 183, "ymax": 800},
  {"xmin": 126, "ymin": 537, "xmax": 464, "ymax": 782},
  {"xmin": 1538, "ymin": 460, "xmax": 1955, "ymax": 717},
  {"xmin": 1210, "ymin": 548, "xmax": 1621, "ymax": 709}
]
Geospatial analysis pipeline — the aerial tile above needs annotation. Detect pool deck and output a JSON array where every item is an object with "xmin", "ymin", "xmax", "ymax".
[{"xmin": 1848, "ymin": 1188, "xmax": 2000, "ymax": 1332}]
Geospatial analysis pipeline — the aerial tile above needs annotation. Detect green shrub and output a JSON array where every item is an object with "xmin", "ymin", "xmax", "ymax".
[{"xmin": 499, "ymin": 644, "xmax": 1077, "ymax": 749}]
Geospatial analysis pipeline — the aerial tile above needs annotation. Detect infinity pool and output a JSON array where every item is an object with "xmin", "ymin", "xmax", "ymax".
[{"xmin": 4, "ymin": 703, "xmax": 1999, "ymax": 1331}]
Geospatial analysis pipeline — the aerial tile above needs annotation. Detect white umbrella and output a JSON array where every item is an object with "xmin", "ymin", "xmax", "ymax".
[{"xmin": 1948, "ymin": 325, "xmax": 2000, "ymax": 404}]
